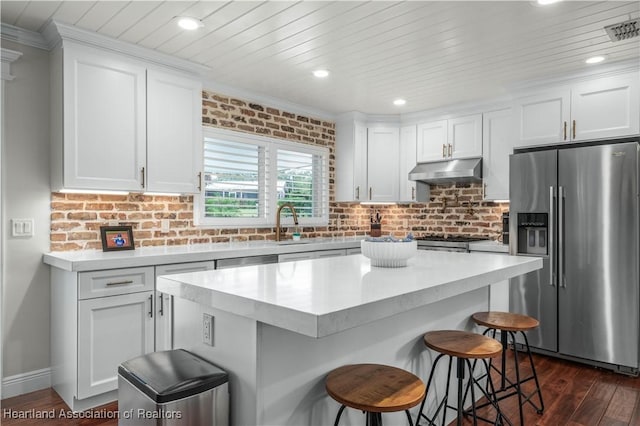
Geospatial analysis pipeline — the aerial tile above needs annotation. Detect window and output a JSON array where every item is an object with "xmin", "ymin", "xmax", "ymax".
[{"xmin": 196, "ymin": 127, "xmax": 329, "ymax": 227}]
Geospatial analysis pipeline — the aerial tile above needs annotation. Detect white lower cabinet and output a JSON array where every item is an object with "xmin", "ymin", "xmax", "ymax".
[
  {"xmin": 77, "ymin": 292, "xmax": 154, "ymax": 399},
  {"xmin": 154, "ymin": 261, "xmax": 215, "ymax": 351},
  {"xmin": 51, "ymin": 261, "xmax": 213, "ymax": 411}
]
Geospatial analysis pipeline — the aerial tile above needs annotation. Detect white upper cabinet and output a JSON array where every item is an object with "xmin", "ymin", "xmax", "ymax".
[
  {"xmin": 52, "ymin": 42, "xmax": 203, "ymax": 193},
  {"xmin": 61, "ymin": 43, "xmax": 147, "ymax": 191},
  {"xmin": 570, "ymin": 73, "xmax": 639, "ymax": 141},
  {"xmin": 515, "ymin": 72, "xmax": 639, "ymax": 147},
  {"xmin": 147, "ymin": 70, "xmax": 203, "ymax": 193},
  {"xmin": 482, "ymin": 108, "xmax": 513, "ymax": 201},
  {"xmin": 416, "ymin": 114, "xmax": 482, "ymax": 162},
  {"xmin": 367, "ymin": 127, "xmax": 400, "ymax": 202},
  {"xmin": 416, "ymin": 120, "xmax": 447, "ymax": 162},
  {"xmin": 515, "ymin": 90, "xmax": 570, "ymax": 146},
  {"xmin": 399, "ymin": 125, "xmax": 417, "ymax": 202},
  {"xmin": 335, "ymin": 117, "xmax": 368, "ymax": 202},
  {"xmin": 448, "ymin": 114, "xmax": 483, "ymax": 159}
]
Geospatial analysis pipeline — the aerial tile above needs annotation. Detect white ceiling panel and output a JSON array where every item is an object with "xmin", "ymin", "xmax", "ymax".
[
  {"xmin": 98, "ymin": 2, "xmax": 163, "ymax": 39},
  {"xmin": 0, "ymin": 2, "xmax": 30, "ymax": 26},
  {"xmin": 13, "ymin": 1, "xmax": 60, "ymax": 31},
  {"xmin": 46, "ymin": 1, "xmax": 96, "ymax": 28},
  {"xmin": 117, "ymin": 1, "xmax": 196, "ymax": 45},
  {"xmin": 2, "ymin": 1, "xmax": 639, "ymax": 115},
  {"xmin": 74, "ymin": 1, "xmax": 128, "ymax": 32}
]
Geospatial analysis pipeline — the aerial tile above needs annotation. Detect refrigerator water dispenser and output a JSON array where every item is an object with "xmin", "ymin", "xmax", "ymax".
[{"xmin": 517, "ymin": 213, "xmax": 548, "ymax": 255}]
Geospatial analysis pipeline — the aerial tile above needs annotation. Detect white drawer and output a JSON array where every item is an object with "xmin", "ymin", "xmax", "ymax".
[
  {"xmin": 78, "ymin": 266, "xmax": 154, "ymax": 300},
  {"xmin": 156, "ymin": 261, "xmax": 215, "ymax": 276}
]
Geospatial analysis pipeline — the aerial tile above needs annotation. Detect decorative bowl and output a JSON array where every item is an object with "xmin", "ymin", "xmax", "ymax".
[{"xmin": 360, "ymin": 240, "xmax": 418, "ymax": 268}]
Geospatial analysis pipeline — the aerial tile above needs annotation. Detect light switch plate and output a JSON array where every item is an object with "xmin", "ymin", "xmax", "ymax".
[
  {"xmin": 12, "ymin": 218, "xmax": 34, "ymax": 237},
  {"xmin": 203, "ymin": 313, "xmax": 214, "ymax": 346}
]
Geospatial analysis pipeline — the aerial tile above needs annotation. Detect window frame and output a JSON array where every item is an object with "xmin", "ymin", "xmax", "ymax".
[{"xmin": 195, "ymin": 127, "xmax": 330, "ymax": 228}]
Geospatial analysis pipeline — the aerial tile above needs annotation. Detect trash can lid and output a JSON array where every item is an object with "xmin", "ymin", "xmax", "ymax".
[{"xmin": 118, "ymin": 349, "xmax": 228, "ymax": 404}]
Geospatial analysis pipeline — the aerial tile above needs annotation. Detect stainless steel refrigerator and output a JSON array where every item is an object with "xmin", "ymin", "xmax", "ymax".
[{"xmin": 509, "ymin": 137, "xmax": 640, "ymax": 375}]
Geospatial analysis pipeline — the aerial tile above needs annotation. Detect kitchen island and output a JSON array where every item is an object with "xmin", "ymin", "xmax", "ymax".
[{"xmin": 157, "ymin": 250, "xmax": 541, "ymax": 425}]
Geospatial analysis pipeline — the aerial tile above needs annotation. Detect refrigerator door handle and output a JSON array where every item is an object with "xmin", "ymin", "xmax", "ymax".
[
  {"xmin": 549, "ymin": 186, "xmax": 556, "ymax": 286},
  {"xmin": 558, "ymin": 185, "xmax": 565, "ymax": 288}
]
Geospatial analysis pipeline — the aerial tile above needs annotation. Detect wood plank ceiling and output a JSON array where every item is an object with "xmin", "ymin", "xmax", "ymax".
[{"xmin": 2, "ymin": 1, "xmax": 639, "ymax": 115}]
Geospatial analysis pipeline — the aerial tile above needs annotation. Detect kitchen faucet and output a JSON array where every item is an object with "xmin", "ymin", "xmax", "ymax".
[{"xmin": 276, "ymin": 203, "xmax": 299, "ymax": 241}]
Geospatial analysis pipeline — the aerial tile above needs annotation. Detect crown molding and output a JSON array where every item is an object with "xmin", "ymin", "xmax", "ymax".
[
  {"xmin": 204, "ymin": 78, "xmax": 337, "ymax": 123},
  {"xmin": 336, "ymin": 111, "xmax": 369, "ymax": 123},
  {"xmin": 1, "ymin": 48, "xmax": 23, "ymax": 81},
  {"xmin": 0, "ymin": 23, "xmax": 49, "ymax": 51},
  {"xmin": 42, "ymin": 20, "xmax": 210, "ymax": 76},
  {"xmin": 506, "ymin": 58, "xmax": 640, "ymax": 93}
]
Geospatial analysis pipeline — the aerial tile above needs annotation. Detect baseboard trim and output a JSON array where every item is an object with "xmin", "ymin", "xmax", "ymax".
[{"xmin": 2, "ymin": 368, "xmax": 52, "ymax": 399}]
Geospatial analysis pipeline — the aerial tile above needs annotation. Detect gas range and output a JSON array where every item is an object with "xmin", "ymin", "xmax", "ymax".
[{"xmin": 415, "ymin": 235, "xmax": 490, "ymax": 252}]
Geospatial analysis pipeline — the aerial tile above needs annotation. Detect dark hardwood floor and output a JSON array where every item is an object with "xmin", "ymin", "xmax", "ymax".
[{"xmin": 1, "ymin": 352, "xmax": 639, "ymax": 425}]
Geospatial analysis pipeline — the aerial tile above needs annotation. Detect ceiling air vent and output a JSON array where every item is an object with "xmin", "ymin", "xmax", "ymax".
[{"xmin": 604, "ymin": 19, "xmax": 639, "ymax": 42}]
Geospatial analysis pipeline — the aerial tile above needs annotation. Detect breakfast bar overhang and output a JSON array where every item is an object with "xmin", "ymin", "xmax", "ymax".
[{"xmin": 157, "ymin": 250, "xmax": 542, "ymax": 425}]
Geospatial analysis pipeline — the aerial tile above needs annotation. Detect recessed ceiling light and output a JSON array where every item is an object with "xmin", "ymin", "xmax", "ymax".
[
  {"xmin": 312, "ymin": 69, "xmax": 329, "ymax": 78},
  {"xmin": 537, "ymin": 0, "xmax": 561, "ymax": 5},
  {"xmin": 585, "ymin": 55, "xmax": 606, "ymax": 64},
  {"xmin": 393, "ymin": 99, "xmax": 406, "ymax": 106},
  {"xmin": 176, "ymin": 17, "xmax": 204, "ymax": 30}
]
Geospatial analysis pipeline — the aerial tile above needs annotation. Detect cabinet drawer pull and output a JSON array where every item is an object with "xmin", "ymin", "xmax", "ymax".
[
  {"xmin": 106, "ymin": 280, "xmax": 134, "ymax": 287},
  {"xmin": 369, "ymin": 187, "xmax": 372, "ymax": 200},
  {"xmin": 412, "ymin": 186, "xmax": 416, "ymax": 200},
  {"xmin": 159, "ymin": 294, "xmax": 164, "ymax": 316},
  {"xmin": 197, "ymin": 172, "xmax": 202, "ymax": 191},
  {"xmin": 442, "ymin": 144, "xmax": 446, "ymax": 158},
  {"xmin": 572, "ymin": 120, "xmax": 576, "ymax": 140},
  {"xmin": 140, "ymin": 166, "xmax": 145, "ymax": 188},
  {"xmin": 448, "ymin": 144, "xmax": 452, "ymax": 157},
  {"xmin": 355, "ymin": 186, "xmax": 360, "ymax": 200},
  {"xmin": 563, "ymin": 121, "xmax": 567, "ymax": 140},
  {"xmin": 149, "ymin": 294, "xmax": 153, "ymax": 318}
]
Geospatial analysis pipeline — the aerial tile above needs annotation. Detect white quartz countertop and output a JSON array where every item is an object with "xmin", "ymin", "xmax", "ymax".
[
  {"xmin": 157, "ymin": 251, "xmax": 542, "ymax": 338},
  {"xmin": 42, "ymin": 237, "xmax": 362, "ymax": 271}
]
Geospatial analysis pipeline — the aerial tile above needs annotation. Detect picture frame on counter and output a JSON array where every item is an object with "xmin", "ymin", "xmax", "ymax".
[{"xmin": 100, "ymin": 225, "xmax": 135, "ymax": 251}]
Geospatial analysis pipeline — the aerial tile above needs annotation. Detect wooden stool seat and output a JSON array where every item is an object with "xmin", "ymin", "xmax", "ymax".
[
  {"xmin": 423, "ymin": 330, "xmax": 502, "ymax": 359},
  {"xmin": 326, "ymin": 364, "xmax": 426, "ymax": 413},
  {"xmin": 472, "ymin": 311, "xmax": 539, "ymax": 331}
]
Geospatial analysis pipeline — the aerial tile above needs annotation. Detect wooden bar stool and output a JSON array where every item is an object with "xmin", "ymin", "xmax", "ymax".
[
  {"xmin": 471, "ymin": 312, "xmax": 544, "ymax": 426},
  {"xmin": 325, "ymin": 363, "xmax": 426, "ymax": 426},
  {"xmin": 415, "ymin": 330, "xmax": 511, "ymax": 426}
]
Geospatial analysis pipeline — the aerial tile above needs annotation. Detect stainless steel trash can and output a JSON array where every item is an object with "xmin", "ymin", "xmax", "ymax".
[{"xmin": 118, "ymin": 349, "xmax": 229, "ymax": 425}]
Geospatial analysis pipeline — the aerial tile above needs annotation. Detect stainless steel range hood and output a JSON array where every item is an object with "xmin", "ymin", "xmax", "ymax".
[{"xmin": 408, "ymin": 158, "xmax": 482, "ymax": 184}]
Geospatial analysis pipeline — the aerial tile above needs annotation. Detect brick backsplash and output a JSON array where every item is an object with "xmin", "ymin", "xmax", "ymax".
[{"xmin": 49, "ymin": 91, "xmax": 508, "ymax": 251}]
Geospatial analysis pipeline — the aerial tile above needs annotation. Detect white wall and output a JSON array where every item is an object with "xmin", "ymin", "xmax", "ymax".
[{"xmin": 1, "ymin": 40, "xmax": 51, "ymax": 380}]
